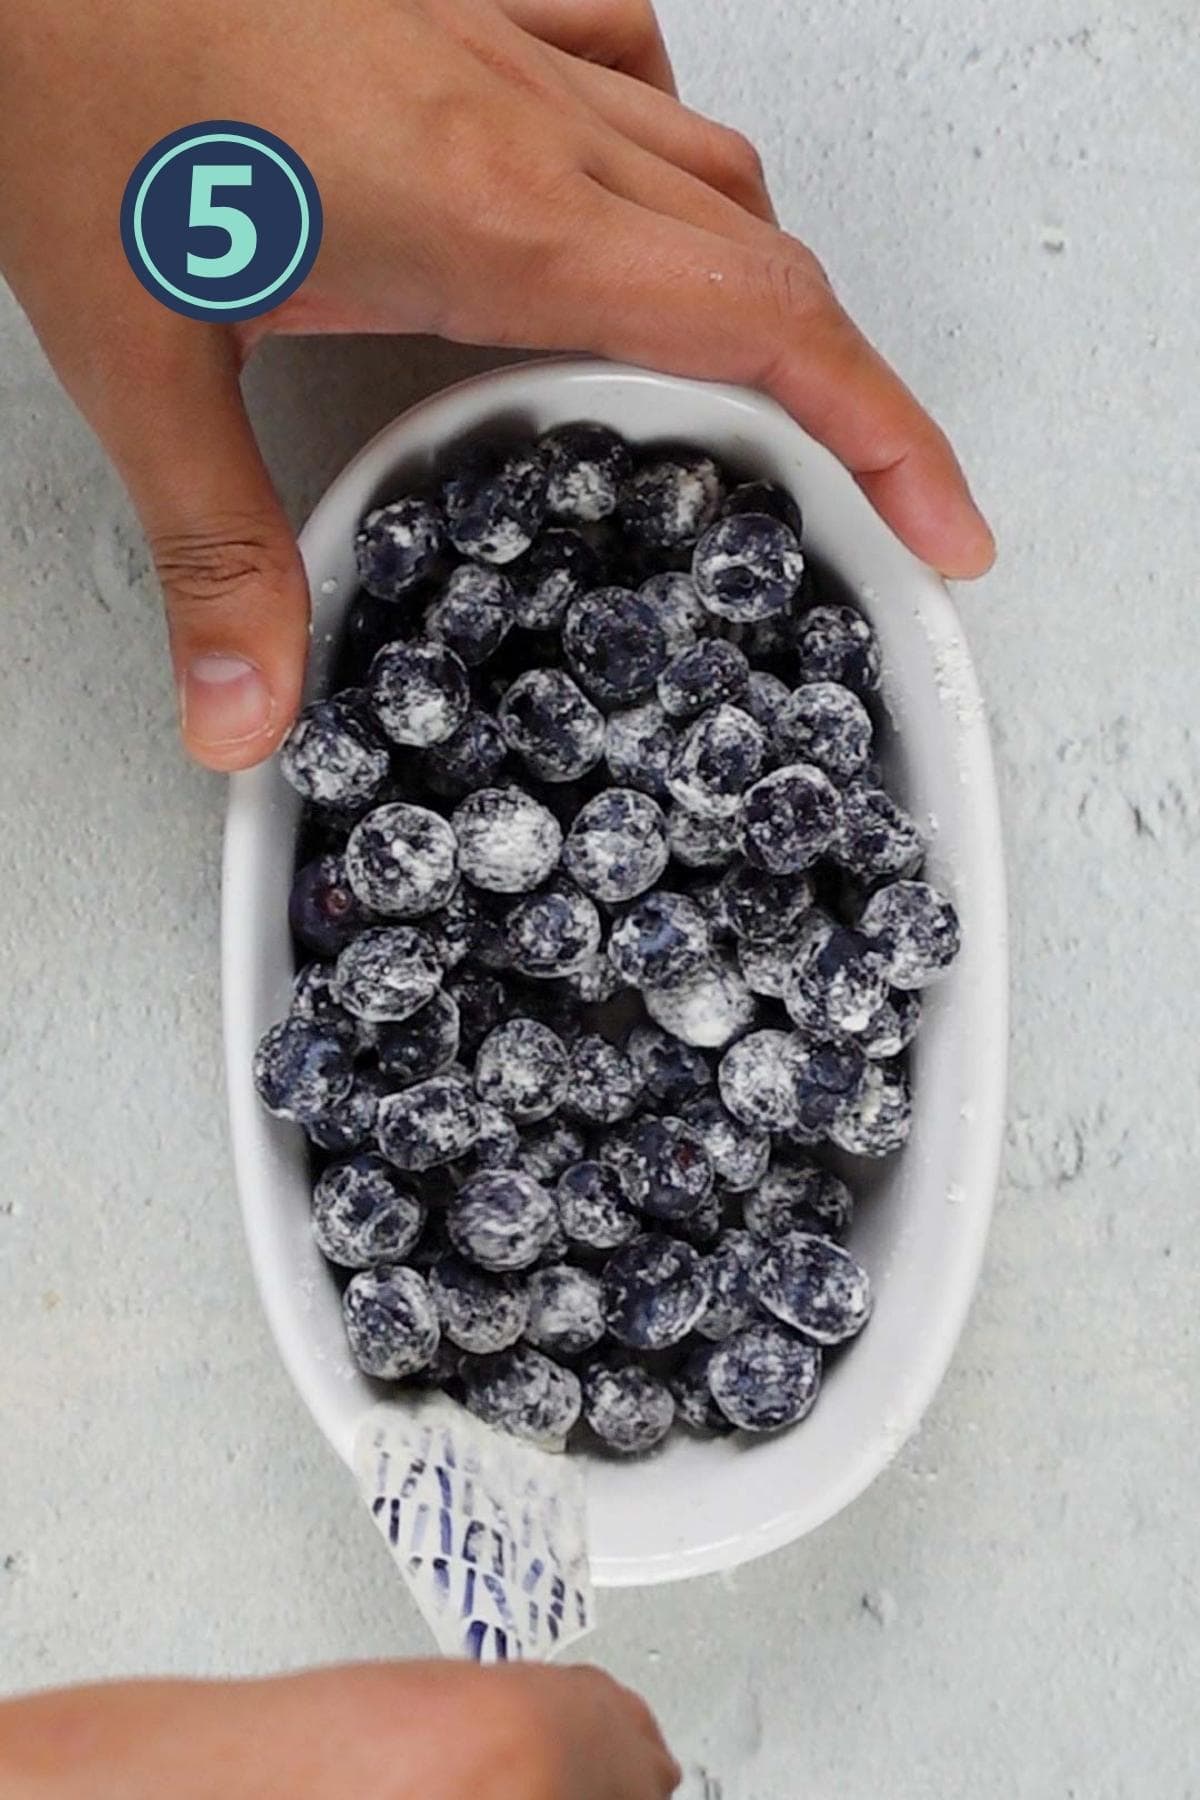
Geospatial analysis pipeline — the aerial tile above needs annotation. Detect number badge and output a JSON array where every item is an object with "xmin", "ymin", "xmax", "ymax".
[{"xmin": 120, "ymin": 120, "xmax": 322, "ymax": 322}]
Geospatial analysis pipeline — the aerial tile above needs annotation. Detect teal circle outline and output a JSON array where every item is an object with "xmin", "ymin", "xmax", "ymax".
[{"xmin": 131, "ymin": 131, "xmax": 310, "ymax": 311}]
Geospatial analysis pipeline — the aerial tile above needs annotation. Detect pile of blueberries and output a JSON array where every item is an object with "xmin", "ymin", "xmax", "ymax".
[{"xmin": 253, "ymin": 421, "xmax": 962, "ymax": 1455}]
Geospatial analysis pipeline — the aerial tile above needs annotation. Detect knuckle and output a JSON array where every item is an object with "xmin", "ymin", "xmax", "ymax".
[
  {"xmin": 151, "ymin": 519, "xmax": 290, "ymax": 612},
  {"xmin": 711, "ymin": 124, "xmax": 767, "ymax": 198}
]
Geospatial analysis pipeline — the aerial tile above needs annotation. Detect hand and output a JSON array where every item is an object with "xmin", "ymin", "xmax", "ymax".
[
  {"xmin": 0, "ymin": 1661, "xmax": 681, "ymax": 1799},
  {"xmin": 0, "ymin": 0, "xmax": 994, "ymax": 771}
]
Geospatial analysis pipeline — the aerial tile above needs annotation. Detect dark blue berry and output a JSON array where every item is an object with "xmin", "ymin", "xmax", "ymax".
[
  {"xmin": 429, "ymin": 1255, "xmax": 529, "ymax": 1353},
  {"xmin": 518, "ymin": 1119, "xmax": 587, "ymax": 1184},
  {"xmin": 503, "ymin": 880, "xmax": 602, "ymax": 978},
  {"xmin": 541, "ymin": 421, "xmax": 631, "ymax": 522},
  {"xmin": 738, "ymin": 764, "xmax": 842, "ymax": 873},
  {"xmin": 692, "ymin": 512, "xmax": 805, "ymax": 622},
  {"xmin": 583, "ymin": 1361, "xmax": 675, "ymax": 1454},
  {"xmin": 717, "ymin": 1030, "xmax": 805, "ymax": 1131},
  {"xmin": 667, "ymin": 803, "xmax": 739, "ymax": 869},
  {"xmin": 680, "ymin": 1095, "xmax": 770, "ymax": 1192},
  {"xmin": 754, "ymin": 1232, "xmax": 872, "ymax": 1344},
  {"xmin": 446, "ymin": 1168, "xmax": 557, "ymax": 1271},
  {"xmin": 445, "ymin": 972, "xmax": 507, "ymax": 1055},
  {"xmin": 498, "ymin": 669, "xmax": 605, "ymax": 782},
  {"xmin": 707, "ymin": 1321, "xmax": 821, "ymax": 1431},
  {"xmin": 451, "ymin": 785, "xmax": 562, "ymax": 893},
  {"xmin": 524, "ymin": 1264, "xmax": 606, "ymax": 1355},
  {"xmin": 604, "ymin": 701, "xmax": 676, "ymax": 799},
  {"xmin": 859, "ymin": 988, "xmax": 922, "ymax": 1059},
  {"xmin": 333, "ymin": 926, "xmax": 443, "ymax": 1023},
  {"xmin": 374, "ymin": 989, "xmax": 460, "ymax": 1082},
  {"xmin": 424, "ymin": 564, "xmax": 514, "ymax": 665},
  {"xmin": 740, "ymin": 670, "xmax": 792, "ymax": 746},
  {"xmin": 289, "ymin": 854, "xmax": 371, "ymax": 956},
  {"xmin": 336, "ymin": 592, "xmax": 410, "ymax": 687},
  {"xmin": 717, "ymin": 864, "xmax": 813, "ymax": 944},
  {"xmin": 342, "ymin": 1265, "xmax": 440, "ymax": 1379},
  {"xmin": 782, "ymin": 920, "xmax": 890, "ymax": 1037},
  {"xmin": 613, "ymin": 1116, "xmax": 713, "ymax": 1223},
  {"xmin": 624, "ymin": 1023, "xmax": 713, "ymax": 1109},
  {"xmin": 718, "ymin": 479, "xmax": 803, "ymax": 540},
  {"xmin": 696, "ymin": 1229, "xmax": 764, "ymax": 1340},
  {"xmin": 290, "ymin": 960, "xmax": 363, "ymax": 1049},
  {"xmin": 834, "ymin": 782, "xmax": 924, "ymax": 880},
  {"xmin": 860, "ymin": 879, "xmax": 961, "ymax": 988},
  {"xmin": 345, "ymin": 802, "xmax": 459, "ymax": 917},
  {"xmin": 603, "ymin": 1233, "xmax": 710, "ymax": 1350},
  {"xmin": 460, "ymin": 1344, "xmax": 582, "ymax": 1446},
  {"xmin": 253, "ymin": 1017, "xmax": 353, "ymax": 1124},
  {"xmin": 279, "ymin": 698, "xmax": 390, "ymax": 810},
  {"xmin": 657, "ymin": 639, "xmax": 749, "ymax": 719},
  {"xmin": 669, "ymin": 1342, "xmax": 735, "ymax": 1434},
  {"xmin": 564, "ymin": 1033, "xmax": 642, "ymax": 1125},
  {"xmin": 422, "ymin": 708, "xmax": 509, "ymax": 796},
  {"xmin": 557, "ymin": 1160, "xmax": 640, "ymax": 1251},
  {"xmin": 369, "ymin": 640, "xmax": 471, "ymax": 746},
  {"xmin": 312, "ymin": 1153, "xmax": 425, "ymax": 1268},
  {"xmin": 607, "ymin": 891, "xmax": 711, "ymax": 987},
  {"xmin": 376, "ymin": 1074, "xmax": 481, "ymax": 1170},
  {"xmin": 825, "ymin": 1059, "xmax": 911, "ymax": 1156},
  {"xmin": 792, "ymin": 1037, "xmax": 869, "ymax": 1135},
  {"xmin": 474, "ymin": 1018, "xmax": 569, "ymax": 1122},
  {"xmin": 639, "ymin": 571, "xmax": 707, "ymax": 655},
  {"xmin": 743, "ymin": 1160, "xmax": 853, "ymax": 1242},
  {"xmin": 794, "ymin": 604, "xmax": 881, "ymax": 694},
  {"xmin": 421, "ymin": 884, "xmax": 487, "ymax": 972},
  {"xmin": 441, "ymin": 440, "xmax": 548, "ymax": 564},
  {"xmin": 563, "ymin": 788, "xmax": 669, "ymax": 902},
  {"xmin": 778, "ymin": 681, "xmax": 872, "ymax": 782},
  {"xmin": 563, "ymin": 587, "xmax": 669, "ymax": 706},
  {"xmin": 511, "ymin": 526, "xmax": 604, "ymax": 629},
  {"xmin": 620, "ymin": 451, "xmax": 724, "ymax": 550},
  {"xmin": 354, "ymin": 496, "xmax": 444, "ymax": 600},
  {"xmin": 666, "ymin": 705, "xmax": 765, "ymax": 818},
  {"xmin": 305, "ymin": 1064, "xmax": 393, "ymax": 1153}
]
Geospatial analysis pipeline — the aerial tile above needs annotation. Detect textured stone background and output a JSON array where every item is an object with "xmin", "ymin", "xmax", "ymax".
[{"xmin": 2, "ymin": 2, "xmax": 1197, "ymax": 1794}]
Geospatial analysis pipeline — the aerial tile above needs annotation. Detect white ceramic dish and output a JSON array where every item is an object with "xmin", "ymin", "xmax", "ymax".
[{"xmin": 223, "ymin": 359, "xmax": 1007, "ymax": 1588}]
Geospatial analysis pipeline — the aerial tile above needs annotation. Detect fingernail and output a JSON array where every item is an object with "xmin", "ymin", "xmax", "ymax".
[{"xmin": 182, "ymin": 654, "xmax": 273, "ymax": 747}]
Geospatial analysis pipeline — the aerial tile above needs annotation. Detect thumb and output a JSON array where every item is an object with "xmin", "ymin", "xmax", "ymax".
[{"xmin": 109, "ymin": 328, "xmax": 309, "ymax": 770}]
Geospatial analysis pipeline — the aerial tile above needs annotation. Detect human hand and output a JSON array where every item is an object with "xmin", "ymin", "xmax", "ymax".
[
  {"xmin": 0, "ymin": 0, "xmax": 993, "ymax": 771},
  {"xmin": 0, "ymin": 1660, "xmax": 681, "ymax": 1799}
]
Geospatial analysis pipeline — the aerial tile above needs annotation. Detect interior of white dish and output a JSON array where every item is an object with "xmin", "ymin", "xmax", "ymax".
[{"xmin": 223, "ymin": 361, "xmax": 1007, "ymax": 1586}]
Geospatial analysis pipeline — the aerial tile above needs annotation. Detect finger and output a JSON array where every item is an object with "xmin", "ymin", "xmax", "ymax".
[
  {"xmin": 498, "ymin": 0, "xmax": 677, "ymax": 93},
  {"xmin": 530, "ymin": 189, "xmax": 995, "ymax": 576},
  {"xmin": 555, "ymin": 54, "xmax": 776, "ymax": 221},
  {"xmin": 101, "ymin": 328, "xmax": 309, "ymax": 768}
]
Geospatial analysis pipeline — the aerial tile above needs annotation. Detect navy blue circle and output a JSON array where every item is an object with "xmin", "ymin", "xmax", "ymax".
[{"xmin": 120, "ymin": 120, "xmax": 323, "ymax": 323}]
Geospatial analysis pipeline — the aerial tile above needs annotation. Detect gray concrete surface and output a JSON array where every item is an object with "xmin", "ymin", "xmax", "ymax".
[{"xmin": 2, "ymin": 1, "xmax": 1198, "ymax": 1794}]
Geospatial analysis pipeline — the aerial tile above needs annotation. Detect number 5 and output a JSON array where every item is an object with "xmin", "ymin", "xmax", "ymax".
[{"xmin": 187, "ymin": 165, "xmax": 257, "ymax": 279}]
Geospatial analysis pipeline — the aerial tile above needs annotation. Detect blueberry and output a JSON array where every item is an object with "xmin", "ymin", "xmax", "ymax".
[
  {"xmin": 718, "ymin": 478, "xmax": 804, "ymax": 540},
  {"xmin": 518, "ymin": 1119, "xmax": 588, "ymax": 1184},
  {"xmin": 460, "ymin": 1344, "xmax": 582, "ymax": 1446},
  {"xmin": 451, "ymin": 784, "xmax": 563, "ymax": 894},
  {"xmin": 825, "ymin": 1059, "xmax": 912, "ymax": 1157},
  {"xmin": 616, "ymin": 1116, "xmax": 714, "ymax": 1223},
  {"xmin": 672, "ymin": 1186, "xmax": 723, "ymax": 1248},
  {"xmin": 253, "ymin": 1017, "xmax": 354, "ymax": 1124},
  {"xmin": 692, "ymin": 512, "xmax": 805, "ymax": 622},
  {"xmin": 332, "ymin": 926, "xmax": 443, "ymax": 1023},
  {"xmin": 541, "ymin": 421, "xmax": 631, "ymax": 522},
  {"xmin": 583, "ymin": 1362, "xmax": 675, "ymax": 1454},
  {"xmin": 444, "ymin": 1167, "xmax": 557, "ymax": 1272},
  {"xmin": 376, "ymin": 1074, "xmax": 481, "ymax": 1170},
  {"xmin": 564, "ymin": 1033, "xmax": 642, "ymax": 1125},
  {"xmin": 834, "ymin": 782, "xmax": 924, "ymax": 880},
  {"xmin": 707, "ymin": 1321, "xmax": 822, "ymax": 1431},
  {"xmin": 335, "ymin": 593, "xmax": 412, "ymax": 688},
  {"xmin": 498, "ymin": 669, "xmax": 605, "ymax": 782},
  {"xmin": 859, "ymin": 988, "xmax": 922, "ymax": 1059},
  {"xmin": 564, "ymin": 950, "xmax": 627, "ymax": 1004},
  {"xmin": 680, "ymin": 1095, "xmax": 770, "ymax": 1192},
  {"xmin": 445, "ymin": 972, "xmax": 508, "ymax": 1054},
  {"xmin": 624, "ymin": 1024, "xmax": 713, "ymax": 1109},
  {"xmin": 289, "ymin": 854, "xmax": 371, "ymax": 957},
  {"xmin": 369, "ymin": 640, "xmax": 471, "ymax": 746},
  {"xmin": 790, "ymin": 1036, "xmax": 869, "ymax": 1134},
  {"xmin": 345, "ymin": 802, "xmax": 459, "ymax": 917},
  {"xmin": 740, "ymin": 670, "xmax": 792, "ymax": 746},
  {"xmin": 754, "ymin": 1232, "xmax": 871, "ymax": 1344},
  {"xmin": 304, "ymin": 1064, "xmax": 394, "ymax": 1152},
  {"xmin": 657, "ymin": 639, "xmax": 749, "ymax": 720},
  {"xmin": 511, "ymin": 527, "xmax": 604, "ymax": 629},
  {"xmin": 524, "ymin": 1264, "xmax": 606, "ymax": 1355},
  {"xmin": 666, "ymin": 705, "xmax": 765, "ymax": 818},
  {"xmin": 562, "ymin": 587, "xmax": 668, "ymax": 706},
  {"xmin": 563, "ymin": 788, "xmax": 670, "ymax": 902},
  {"xmin": 421, "ymin": 884, "xmax": 489, "ymax": 972},
  {"xmin": 607, "ymin": 891, "xmax": 711, "ymax": 987},
  {"xmin": 717, "ymin": 1030, "xmax": 805, "ymax": 1131},
  {"xmin": 860, "ymin": 879, "xmax": 962, "ymax": 988},
  {"xmin": 422, "ymin": 709, "xmax": 509, "ymax": 797},
  {"xmin": 469, "ymin": 1101, "xmax": 521, "ymax": 1171},
  {"xmin": 667, "ymin": 803, "xmax": 739, "ymax": 870},
  {"xmin": 312, "ymin": 1153, "xmax": 425, "ymax": 1268},
  {"xmin": 743, "ymin": 1161, "xmax": 853, "ymax": 1242},
  {"xmin": 717, "ymin": 864, "xmax": 814, "ymax": 943},
  {"xmin": 696, "ymin": 1229, "xmax": 764, "ymax": 1340},
  {"xmin": 604, "ymin": 701, "xmax": 677, "ymax": 799},
  {"xmin": 782, "ymin": 921, "xmax": 890, "ymax": 1036},
  {"xmin": 354, "ymin": 496, "xmax": 444, "ymax": 600},
  {"xmin": 374, "ymin": 989, "xmax": 460, "ymax": 1082},
  {"xmin": 441, "ymin": 440, "xmax": 548, "ymax": 564},
  {"xmin": 643, "ymin": 955, "xmax": 756, "ymax": 1049},
  {"xmin": 279, "ymin": 698, "xmax": 390, "ymax": 810},
  {"xmin": 602, "ymin": 1233, "xmax": 711, "ymax": 1350},
  {"xmin": 776, "ymin": 680, "xmax": 872, "ymax": 785},
  {"xmin": 503, "ymin": 879, "xmax": 602, "ymax": 977},
  {"xmin": 669, "ymin": 1342, "xmax": 735, "ymax": 1434},
  {"xmin": 794, "ymin": 604, "xmax": 881, "ymax": 694},
  {"xmin": 475, "ymin": 1018, "xmax": 569, "ymax": 1123},
  {"xmin": 639, "ymin": 570, "xmax": 707, "ymax": 656},
  {"xmin": 342, "ymin": 1265, "xmax": 440, "ymax": 1380},
  {"xmin": 290, "ymin": 960, "xmax": 363, "ymax": 1049},
  {"xmin": 557, "ymin": 1159, "xmax": 640, "ymax": 1251},
  {"xmin": 738, "ymin": 764, "xmax": 842, "ymax": 873},
  {"xmin": 424, "ymin": 564, "xmax": 514, "ymax": 665},
  {"xmin": 429, "ymin": 1255, "xmax": 530, "ymax": 1353},
  {"xmin": 620, "ymin": 451, "xmax": 724, "ymax": 550}
]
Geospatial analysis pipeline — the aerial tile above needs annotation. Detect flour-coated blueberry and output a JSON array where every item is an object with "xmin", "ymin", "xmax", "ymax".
[
  {"xmin": 620, "ymin": 451, "xmax": 724, "ymax": 550},
  {"xmin": 835, "ymin": 781, "xmax": 924, "ymax": 880},
  {"xmin": 778, "ymin": 681, "xmax": 873, "ymax": 783},
  {"xmin": 451, "ymin": 785, "xmax": 563, "ymax": 894},
  {"xmin": 680, "ymin": 1094, "xmax": 770, "ymax": 1192},
  {"xmin": 345, "ymin": 803, "xmax": 459, "ymax": 917},
  {"xmin": 794, "ymin": 603, "xmax": 881, "ymax": 693},
  {"xmin": 617, "ymin": 1115, "xmax": 714, "ymax": 1222},
  {"xmin": 460, "ymin": 1344, "xmax": 582, "ymax": 1446},
  {"xmin": 692, "ymin": 512, "xmax": 805, "ymax": 622},
  {"xmin": 498, "ymin": 669, "xmax": 606, "ymax": 781},
  {"xmin": 717, "ymin": 1030, "xmax": 805, "ymax": 1131},
  {"xmin": 563, "ymin": 587, "xmax": 668, "ymax": 706},
  {"xmin": 424, "ymin": 564, "xmax": 514, "ymax": 665},
  {"xmin": 312, "ymin": 1153, "xmax": 425, "ymax": 1268},
  {"xmin": 563, "ymin": 788, "xmax": 670, "ymax": 902},
  {"xmin": 657, "ymin": 639, "xmax": 749, "ymax": 719},
  {"xmin": 369, "ymin": 640, "xmax": 471, "ymax": 746},
  {"xmin": 441, "ymin": 440, "xmax": 548, "ymax": 564},
  {"xmin": 696, "ymin": 1229, "xmax": 764, "ymax": 1340},
  {"xmin": 540, "ymin": 421, "xmax": 631, "ymax": 522},
  {"xmin": 666, "ymin": 705, "xmax": 765, "ymax": 818},
  {"xmin": 304, "ymin": 1066, "xmax": 394, "ymax": 1153},
  {"xmin": 604, "ymin": 701, "xmax": 677, "ymax": 799},
  {"xmin": 859, "ymin": 989, "xmax": 922, "ymax": 1059},
  {"xmin": 279, "ymin": 698, "xmax": 391, "ymax": 810},
  {"xmin": 667, "ymin": 803, "xmax": 740, "ymax": 869},
  {"xmin": 511, "ymin": 527, "xmax": 604, "ymax": 629},
  {"xmin": 707, "ymin": 1321, "xmax": 821, "ymax": 1431},
  {"xmin": 556, "ymin": 1160, "xmax": 641, "ymax": 1251},
  {"xmin": 517, "ymin": 1119, "xmax": 587, "ymax": 1184},
  {"xmin": 524, "ymin": 1264, "xmax": 606, "ymax": 1355},
  {"xmin": 718, "ymin": 478, "xmax": 803, "ymax": 540},
  {"xmin": 374, "ymin": 988, "xmax": 460, "ymax": 1082},
  {"xmin": 860, "ymin": 880, "xmax": 962, "ymax": 988},
  {"xmin": 743, "ymin": 1160, "xmax": 853, "ymax": 1242},
  {"xmin": 564, "ymin": 1033, "xmax": 642, "ymax": 1125},
  {"xmin": 332, "ymin": 926, "xmax": 443, "ymax": 1023},
  {"xmin": 754, "ymin": 1231, "xmax": 872, "ymax": 1344},
  {"xmin": 289, "ymin": 854, "xmax": 372, "ymax": 957},
  {"xmin": 738, "ymin": 763, "xmax": 842, "ymax": 873},
  {"xmin": 824, "ymin": 1059, "xmax": 912, "ymax": 1156},
  {"xmin": 503, "ymin": 879, "xmax": 602, "ymax": 978},
  {"xmin": 354, "ymin": 496, "xmax": 444, "ymax": 600},
  {"xmin": 429, "ymin": 1255, "xmax": 530, "ymax": 1353},
  {"xmin": 643, "ymin": 955, "xmax": 756, "ymax": 1049},
  {"xmin": 376, "ymin": 1074, "xmax": 482, "ymax": 1170},
  {"xmin": 474, "ymin": 1018, "xmax": 569, "ymax": 1122},
  {"xmin": 639, "ymin": 570, "xmax": 708, "ymax": 656},
  {"xmin": 446, "ymin": 1168, "xmax": 558, "ymax": 1271},
  {"xmin": 607, "ymin": 891, "xmax": 711, "ymax": 988},
  {"xmin": 602, "ymin": 1233, "xmax": 711, "ymax": 1349},
  {"xmin": 343, "ymin": 1265, "xmax": 440, "ymax": 1380},
  {"xmin": 253, "ymin": 1017, "xmax": 354, "ymax": 1124},
  {"xmin": 782, "ymin": 920, "xmax": 891, "ymax": 1036},
  {"xmin": 583, "ymin": 1362, "xmax": 675, "ymax": 1454}
]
